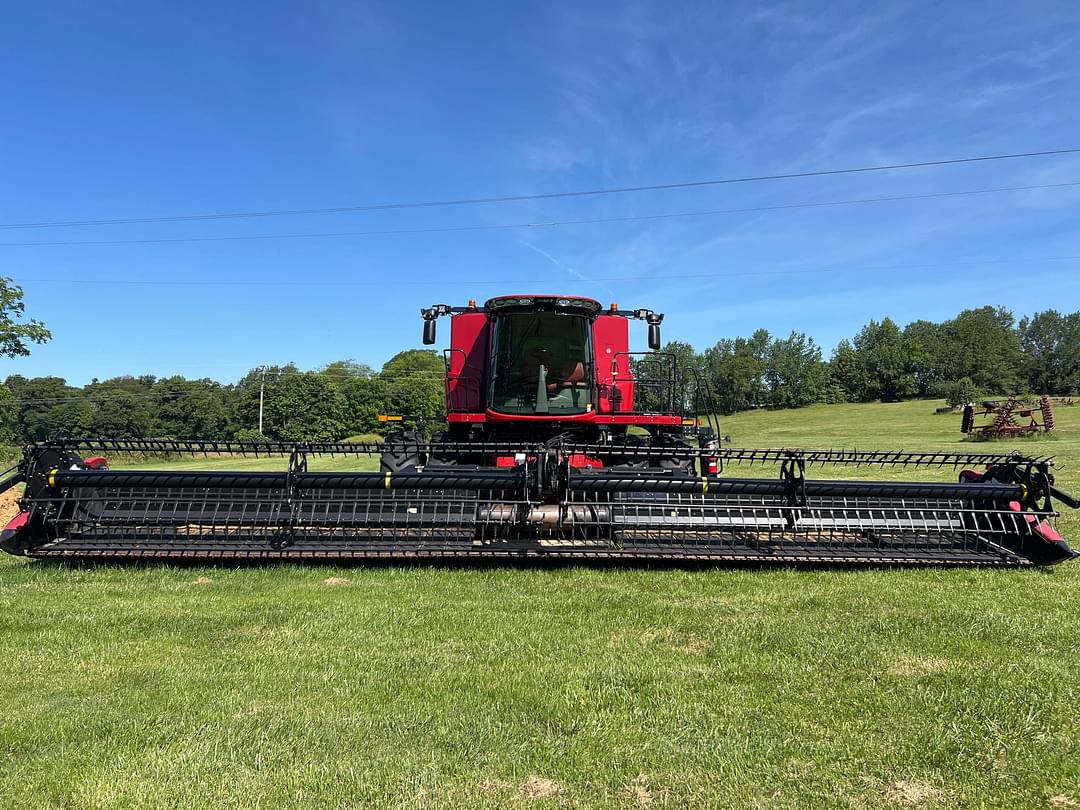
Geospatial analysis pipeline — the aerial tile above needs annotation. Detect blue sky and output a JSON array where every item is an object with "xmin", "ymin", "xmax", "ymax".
[{"xmin": 2, "ymin": 1, "xmax": 1079, "ymax": 385}]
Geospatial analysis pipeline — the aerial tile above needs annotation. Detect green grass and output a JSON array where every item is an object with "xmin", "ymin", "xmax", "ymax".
[{"xmin": 2, "ymin": 401, "xmax": 1079, "ymax": 808}]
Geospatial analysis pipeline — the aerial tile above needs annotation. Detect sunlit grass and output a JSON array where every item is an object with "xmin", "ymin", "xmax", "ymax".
[{"xmin": 1, "ymin": 400, "xmax": 1078, "ymax": 808}]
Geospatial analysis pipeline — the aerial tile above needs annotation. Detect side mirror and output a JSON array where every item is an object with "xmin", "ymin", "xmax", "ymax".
[
  {"xmin": 423, "ymin": 318, "xmax": 437, "ymax": 345},
  {"xmin": 648, "ymin": 323, "xmax": 661, "ymax": 351}
]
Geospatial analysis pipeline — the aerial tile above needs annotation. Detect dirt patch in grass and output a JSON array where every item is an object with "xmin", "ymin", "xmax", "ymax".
[
  {"xmin": 0, "ymin": 487, "xmax": 21, "ymax": 525},
  {"xmin": 785, "ymin": 759, "xmax": 813, "ymax": 779},
  {"xmin": 884, "ymin": 779, "xmax": 946, "ymax": 806},
  {"xmin": 626, "ymin": 775, "xmax": 653, "ymax": 806},
  {"xmin": 886, "ymin": 656, "xmax": 955, "ymax": 676},
  {"xmin": 1049, "ymin": 796, "xmax": 1078, "ymax": 809},
  {"xmin": 519, "ymin": 776, "xmax": 563, "ymax": 800},
  {"xmin": 324, "ymin": 577, "xmax": 351, "ymax": 587},
  {"xmin": 193, "ymin": 576, "xmax": 213, "ymax": 585},
  {"xmin": 641, "ymin": 627, "xmax": 707, "ymax": 655}
]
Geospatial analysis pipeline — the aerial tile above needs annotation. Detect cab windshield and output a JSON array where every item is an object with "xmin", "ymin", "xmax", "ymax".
[{"xmin": 490, "ymin": 311, "xmax": 591, "ymax": 415}]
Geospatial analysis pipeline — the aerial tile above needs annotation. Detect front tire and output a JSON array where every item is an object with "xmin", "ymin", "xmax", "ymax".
[{"xmin": 380, "ymin": 430, "xmax": 424, "ymax": 473}]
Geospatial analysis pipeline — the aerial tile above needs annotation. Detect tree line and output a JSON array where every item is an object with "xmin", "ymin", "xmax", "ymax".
[
  {"xmin": 0, "ymin": 351, "xmax": 446, "ymax": 445},
  {"xmin": 2, "ymin": 306, "xmax": 1077, "ymax": 444},
  {"xmin": 670, "ymin": 306, "xmax": 1080, "ymax": 413}
]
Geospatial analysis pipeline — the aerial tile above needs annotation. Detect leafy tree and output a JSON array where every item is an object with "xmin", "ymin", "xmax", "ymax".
[
  {"xmin": 231, "ymin": 365, "xmax": 293, "ymax": 437},
  {"xmin": 942, "ymin": 377, "xmax": 980, "ymax": 408},
  {"xmin": 1020, "ymin": 310, "xmax": 1080, "ymax": 394},
  {"xmin": 154, "ymin": 376, "xmax": 230, "ymax": 439},
  {"xmin": 84, "ymin": 376, "xmax": 158, "ymax": 437},
  {"xmin": 380, "ymin": 350, "xmax": 445, "ymax": 432},
  {"xmin": 937, "ymin": 307, "xmax": 1023, "ymax": 393},
  {"xmin": 3, "ymin": 375, "xmax": 92, "ymax": 440},
  {"xmin": 764, "ymin": 332, "xmax": 827, "ymax": 408},
  {"xmin": 828, "ymin": 339, "xmax": 864, "ymax": 403},
  {"xmin": 319, "ymin": 361, "xmax": 384, "ymax": 435},
  {"xmin": 233, "ymin": 427, "xmax": 268, "ymax": 443},
  {"xmin": 702, "ymin": 330, "xmax": 770, "ymax": 413},
  {"xmin": 0, "ymin": 278, "xmax": 51, "ymax": 357},
  {"xmin": 270, "ymin": 372, "xmax": 348, "ymax": 441},
  {"xmin": 902, "ymin": 319, "xmax": 945, "ymax": 396},
  {"xmin": 658, "ymin": 340, "xmax": 703, "ymax": 412},
  {"xmin": 229, "ymin": 365, "xmax": 349, "ymax": 440},
  {"xmin": 853, "ymin": 318, "xmax": 919, "ymax": 401},
  {"xmin": 0, "ymin": 384, "xmax": 16, "ymax": 445}
]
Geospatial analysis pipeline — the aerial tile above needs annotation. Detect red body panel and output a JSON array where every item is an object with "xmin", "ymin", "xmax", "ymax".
[
  {"xmin": 447, "ymin": 312, "xmax": 488, "ymax": 412},
  {"xmin": 441, "ymin": 296, "xmax": 678, "ymax": 429},
  {"xmin": 592, "ymin": 314, "xmax": 633, "ymax": 413},
  {"xmin": 447, "ymin": 411, "xmax": 683, "ymax": 426}
]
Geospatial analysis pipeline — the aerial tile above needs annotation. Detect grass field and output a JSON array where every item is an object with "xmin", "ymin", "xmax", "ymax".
[{"xmin": 1, "ymin": 400, "xmax": 1079, "ymax": 808}]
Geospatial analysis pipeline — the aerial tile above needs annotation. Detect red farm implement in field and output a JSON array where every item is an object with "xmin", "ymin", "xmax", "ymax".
[
  {"xmin": 2, "ymin": 295, "xmax": 1077, "ymax": 566},
  {"xmin": 961, "ymin": 396, "xmax": 1056, "ymax": 438}
]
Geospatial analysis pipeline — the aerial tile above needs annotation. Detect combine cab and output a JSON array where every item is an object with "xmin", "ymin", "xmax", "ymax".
[{"xmin": 2, "ymin": 295, "xmax": 1076, "ymax": 566}]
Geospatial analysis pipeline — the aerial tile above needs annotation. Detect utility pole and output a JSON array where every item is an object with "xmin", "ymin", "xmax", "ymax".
[{"xmin": 258, "ymin": 366, "xmax": 266, "ymax": 435}]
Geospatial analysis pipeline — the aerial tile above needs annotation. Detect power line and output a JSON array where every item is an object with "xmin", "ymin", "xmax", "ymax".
[
  {"xmin": 3, "ymin": 147, "xmax": 1078, "ymax": 231},
  {"xmin": 10, "ymin": 254, "xmax": 1080, "ymax": 288},
  {"xmin": 2, "ymin": 179, "xmax": 1077, "ymax": 249}
]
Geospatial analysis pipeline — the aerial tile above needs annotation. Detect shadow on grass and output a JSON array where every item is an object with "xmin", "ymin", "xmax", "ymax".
[{"xmin": 17, "ymin": 554, "xmax": 1058, "ymax": 574}]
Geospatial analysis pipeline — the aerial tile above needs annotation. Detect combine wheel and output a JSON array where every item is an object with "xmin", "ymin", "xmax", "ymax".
[
  {"xmin": 608, "ymin": 434, "xmax": 649, "ymax": 470},
  {"xmin": 426, "ymin": 431, "xmax": 461, "ymax": 468},
  {"xmin": 380, "ymin": 429, "xmax": 425, "ymax": 473},
  {"xmin": 658, "ymin": 436, "xmax": 695, "ymax": 475}
]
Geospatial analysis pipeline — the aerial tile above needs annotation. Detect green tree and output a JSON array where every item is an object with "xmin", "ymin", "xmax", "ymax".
[
  {"xmin": 0, "ymin": 384, "xmax": 16, "ymax": 444},
  {"xmin": 84, "ymin": 376, "xmax": 158, "ymax": 437},
  {"xmin": 380, "ymin": 350, "xmax": 445, "ymax": 431},
  {"xmin": 232, "ymin": 366, "xmax": 349, "ymax": 441},
  {"xmin": 154, "ymin": 376, "xmax": 230, "ymax": 439},
  {"xmin": 0, "ymin": 278, "xmax": 51, "ymax": 357},
  {"xmin": 702, "ymin": 330, "xmax": 770, "ymax": 413},
  {"xmin": 937, "ymin": 307, "xmax": 1023, "ymax": 393},
  {"xmin": 1020, "ymin": 310, "xmax": 1080, "ymax": 394},
  {"xmin": 828, "ymin": 339, "xmax": 864, "ymax": 402},
  {"xmin": 853, "ymin": 318, "xmax": 919, "ymax": 402},
  {"xmin": 942, "ymin": 377, "xmax": 980, "ymax": 408},
  {"xmin": 764, "ymin": 332, "xmax": 827, "ymax": 408},
  {"xmin": 902, "ymin": 319, "xmax": 944, "ymax": 396},
  {"xmin": 319, "ymin": 361, "xmax": 385, "ymax": 435},
  {"xmin": 267, "ymin": 372, "xmax": 348, "ymax": 441},
  {"xmin": 3, "ymin": 375, "xmax": 92, "ymax": 440}
]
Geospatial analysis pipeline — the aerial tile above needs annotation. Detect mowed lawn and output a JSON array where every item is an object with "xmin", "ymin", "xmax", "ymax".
[{"xmin": 1, "ymin": 402, "xmax": 1079, "ymax": 808}]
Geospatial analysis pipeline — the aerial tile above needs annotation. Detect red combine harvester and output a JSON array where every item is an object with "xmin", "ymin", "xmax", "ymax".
[{"xmin": 2, "ymin": 294, "xmax": 1076, "ymax": 565}]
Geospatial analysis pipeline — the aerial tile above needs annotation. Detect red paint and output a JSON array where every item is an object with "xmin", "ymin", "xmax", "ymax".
[
  {"xmin": 3, "ymin": 511, "xmax": 28, "ymax": 533},
  {"xmin": 1008, "ymin": 500, "xmax": 1066, "ymax": 543},
  {"xmin": 448, "ymin": 412, "xmax": 487, "ymax": 423},
  {"xmin": 447, "ymin": 312, "xmax": 488, "ymax": 412},
  {"xmin": 449, "ymin": 411, "xmax": 683, "ymax": 427},
  {"xmin": 441, "ymin": 297, "xmax": 680, "ymax": 430},
  {"xmin": 594, "ymin": 414, "xmax": 683, "ymax": 426},
  {"xmin": 567, "ymin": 454, "xmax": 604, "ymax": 469},
  {"xmin": 592, "ymin": 314, "xmax": 633, "ymax": 414},
  {"xmin": 1033, "ymin": 520, "xmax": 1065, "ymax": 543}
]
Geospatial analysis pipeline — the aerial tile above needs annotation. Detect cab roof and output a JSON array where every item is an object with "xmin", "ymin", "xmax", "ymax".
[{"xmin": 484, "ymin": 295, "xmax": 602, "ymax": 314}]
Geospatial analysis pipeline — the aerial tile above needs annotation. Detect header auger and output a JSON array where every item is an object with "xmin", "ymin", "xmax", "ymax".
[{"xmin": 2, "ymin": 294, "xmax": 1076, "ymax": 566}]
